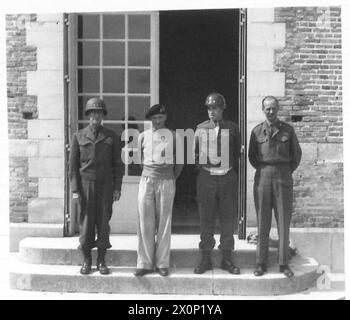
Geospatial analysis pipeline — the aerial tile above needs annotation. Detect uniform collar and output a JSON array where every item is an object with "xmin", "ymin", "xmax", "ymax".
[
  {"xmin": 263, "ymin": 119, "xmax": 281, "ymax": 137},
  {"xmin": 209, "ymin": 118, "xmax": 226, "ymax": 128},
  {"xmin": 86, "ymin": 124, "xmax": 106, "ymax": 143}
]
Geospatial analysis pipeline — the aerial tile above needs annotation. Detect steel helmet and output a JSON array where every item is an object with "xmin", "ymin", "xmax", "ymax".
[
  {"xmin": 85, "ymin": 97, "xmax": 107, "ymax": 116},
  {"xmin": 205, "ymin": 92, "xmax": 226, "ymax": 109}
]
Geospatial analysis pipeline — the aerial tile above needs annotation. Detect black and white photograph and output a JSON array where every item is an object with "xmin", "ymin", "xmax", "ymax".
[{"xmin": 0, "ymin": 0, "xmax": 348, "ymax": 303}]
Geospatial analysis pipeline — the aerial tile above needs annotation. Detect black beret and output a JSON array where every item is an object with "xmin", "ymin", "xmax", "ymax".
[{"xmin": 145, "ymin": 104, "xmax": 167, "ymax": 119}]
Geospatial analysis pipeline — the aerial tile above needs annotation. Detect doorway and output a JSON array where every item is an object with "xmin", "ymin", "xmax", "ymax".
[{"xmin": 159, "ymin": 9, "xmax": 240, "ymax": 233}]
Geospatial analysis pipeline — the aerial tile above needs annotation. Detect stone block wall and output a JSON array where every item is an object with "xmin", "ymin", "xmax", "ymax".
[
  {"xmin": 7, "ymin": 14, "xmax": 38, "ymax": 222},
  {"xmin": 7, "ymin": 14, "xmax": 65, "ymax": 224}
]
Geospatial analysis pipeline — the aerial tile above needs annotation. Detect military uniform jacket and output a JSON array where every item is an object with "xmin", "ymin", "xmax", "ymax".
[
  {"xmin": 194, "ymin": 119, "xmax": 241, "ymax": 173},
  {"xmin": 248, "ymin": 120, "xmax": 302, "ymax": 172},
  {"xmin": 69, "ymin": 125, "xmax": 124, "ymax": 193}
]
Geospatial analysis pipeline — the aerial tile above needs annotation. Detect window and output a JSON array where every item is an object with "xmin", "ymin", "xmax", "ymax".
[{"xmin": 72, "ymin": 12, "xmax": 159, "ymax": 178}]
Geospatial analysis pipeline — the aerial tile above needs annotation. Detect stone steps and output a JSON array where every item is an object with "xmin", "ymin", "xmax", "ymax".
[
  {"xmin": 10, "ymin": 235, "xmax": 320, "ymax": 296},
  {"xmin": 10, "ymin": 255, "xmax": 318, "ymax": 296}
]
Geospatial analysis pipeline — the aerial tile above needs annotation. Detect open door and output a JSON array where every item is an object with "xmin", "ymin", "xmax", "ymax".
[{"xmin": 159, "ymin": 9, "xmax": 247, "ymax": 237}]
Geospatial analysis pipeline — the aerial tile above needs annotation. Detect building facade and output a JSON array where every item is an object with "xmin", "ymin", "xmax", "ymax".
[{"xmin": 7, "ymin": 7, "xmax": 343, "ymax": 270}]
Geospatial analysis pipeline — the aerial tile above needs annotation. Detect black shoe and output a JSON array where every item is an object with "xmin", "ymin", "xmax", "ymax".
[
  {"xmin": 80, "ymin": 250, "xmax": 92, "ymax": 275},
  {"xmin": 194, "ymin": 250, "xmax": 212, "ymax": 274},
  {"xmin": 254, "ymin": 264, "xmax": 267, "ymax": 277},
  {"xmin": 96, "ymin": 249, "xmax": 110, "ymax": 275},
  {"xmin": 156, "ymin": 268, "xmax": 169, "ymax": 277},
  {"xmin": 221, "ymin": 250, "xmax": 240, "ymax": 275},
  {"xmin": 134, "ymin": 269, "xmax": 153, "ymax": 277},
  {"xmin": 279, "ymin": 265, "xmax": 294, "ymax": 278}
]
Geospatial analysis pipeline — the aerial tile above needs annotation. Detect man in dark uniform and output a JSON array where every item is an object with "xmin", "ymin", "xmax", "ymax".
[
  {"xmin": 69, "ymin": 97, "xmax": 124, "ymax": 275},
  {"xmin": 193, "ymin": 92, "xmax": 241, "ymax": 275},
  {"xmin": 248, "ymin": 96, "xmax": 302, "ymax": 278}
]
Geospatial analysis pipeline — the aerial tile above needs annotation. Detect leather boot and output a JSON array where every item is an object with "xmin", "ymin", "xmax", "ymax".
[
  {"xmin": 279, "ymin": 265, "xmax": 294, "ymax": 278},
  {"xmin": 194, "ymin": 250, "xmax": 212, "ymax": 274},
  {"xmin": 221, "ymin": 250, "xmax": 240, "ymax": 275},
  {"xmin": 97, "ymin": 248, "xmax": 110, "ymax": 275},
  {"xmin": 80, "ymin": 249, "xmax": 92, "ymax": 275},
  {"xmin": 254, "ymin": 264, "xmax": 267, "ymax": 276}
]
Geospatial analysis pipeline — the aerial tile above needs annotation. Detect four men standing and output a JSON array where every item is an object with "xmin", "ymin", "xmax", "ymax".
[{"xmin": 69, "ymin": 94, "xmax": 301, "ymax": 278}]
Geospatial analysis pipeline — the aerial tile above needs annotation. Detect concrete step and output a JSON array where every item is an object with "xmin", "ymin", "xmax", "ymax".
[
  {"xmin": 10, "ymin": 255, "xmax": 319, "ymax": 296},
  {"xmin": 19, "ymin": 235, "xmax": 279, "ymax": 268}
]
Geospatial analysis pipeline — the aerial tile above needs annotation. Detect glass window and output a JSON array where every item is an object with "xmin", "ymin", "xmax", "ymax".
[
  {"xmin": 128, "ymin": 96, "xmax": 150, "ymax": 120},
  {"xmin": 78, "ymin": 41, "xmax": 99, "ymax": 66},
  {"xmin": 128, "ymin": 42, "xmax": 150, "ymax": 66},
  {"xmin": 78, "ymin": 14, "xmax": 100, "ymax": 39},
  {"xmin": 102, "ymin": 96, "xmax": 125, "ymax": 120},
  {"xmin": 78, "ymin": 69, "xmax": 100, "ymax": 93},
  {"xmin": 76, "ymin": 13, "xmax": 156, "ymax": 177},
  {"xmin": 128, "ymin": 15, "xmax": 150, "ymax": 39},
  {"xmin": 128, "ymin": 69, "xmax": 150, "ymax": 93},
  {"xmin": 103, "ymin": 42, "xmax": 125, "ymax": 66},
  {"xmin": 103, "ymin": 69, "xmax": 125, "ymax": 93},
  {"xmin": 103, "ymin": 14, "xmax": 125, "ymax": 39}
]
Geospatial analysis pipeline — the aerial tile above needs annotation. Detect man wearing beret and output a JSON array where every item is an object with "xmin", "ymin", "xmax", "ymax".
[
  {"xmin": 193, "ymin": 93, "xmax": 241, "ymax": 275},
  {"xmin": 248, "ymin": 96, "xmax": 302, "ymax": 278},
  {"xmin": 134, "ymin": 104, "xmax": 184, "ymax": 277},
  {"xmin": 69, "ymin": 97, "xmax": 124, "ymax": 275}
]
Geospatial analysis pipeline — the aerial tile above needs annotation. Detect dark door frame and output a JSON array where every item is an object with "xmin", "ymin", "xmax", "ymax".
[{"xmin": 238, "ymin": 8, "xmax": 247, "ymax": 239}]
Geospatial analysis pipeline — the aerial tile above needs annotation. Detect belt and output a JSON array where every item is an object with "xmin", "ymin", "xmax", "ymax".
[{"xmin": 202, "ymin": 166, "xmax": 232, "ymax": 176}]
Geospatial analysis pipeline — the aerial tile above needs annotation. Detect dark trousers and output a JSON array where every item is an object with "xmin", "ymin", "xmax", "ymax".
[
  {"xmin": 196, "ymin": 169, "xmax": 238, "ymax": 251},
  {"xmin": 253, "ymin": 164, "xmax": 293, "ymax": 265},
  {"xmin": 79, "ymin": 178, "xmax": 113, "ymax": 251}
]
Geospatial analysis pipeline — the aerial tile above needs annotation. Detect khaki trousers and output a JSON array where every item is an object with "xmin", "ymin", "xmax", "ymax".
[
  {"xmin": 137, "ymin": 176, "xmax": 176, "ymax": 269},
  {"xmin": 253, "ymin": 164, "xmax": 293, "ymax": 265}
]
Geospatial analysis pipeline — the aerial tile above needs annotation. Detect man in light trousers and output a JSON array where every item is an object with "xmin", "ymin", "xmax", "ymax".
[{"xmin": 135, "ymin": 104, "xmax": 183, "ymax": 277}]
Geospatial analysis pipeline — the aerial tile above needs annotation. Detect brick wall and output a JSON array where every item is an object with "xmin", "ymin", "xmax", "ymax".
[
  {"xmin": 7, "ymin": 14, "xmax": 38, "ymax": 222},
  {"xmin": 274, "ymin": 7, "xmax": 343, "ymax": 227}
]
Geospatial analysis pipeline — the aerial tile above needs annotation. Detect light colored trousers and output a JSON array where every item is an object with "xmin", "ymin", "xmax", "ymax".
[{"xmin": 137, "ymin": 176, "xmax": 176, "ymax": 269}]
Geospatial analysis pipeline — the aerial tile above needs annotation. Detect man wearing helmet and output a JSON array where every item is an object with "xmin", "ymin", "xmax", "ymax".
[
  {"xmin": 69, "ymin": 97, "xmax": 124, "ymax": 275},
  {"xmin": 193, "ymin": 93, "xmax": 241, "ymax": 275}
]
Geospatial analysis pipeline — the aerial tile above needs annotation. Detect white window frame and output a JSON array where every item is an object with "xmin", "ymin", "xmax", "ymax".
[{"xmin": 68, "ymin": 11, "xmax": 159, "ymax": 181}]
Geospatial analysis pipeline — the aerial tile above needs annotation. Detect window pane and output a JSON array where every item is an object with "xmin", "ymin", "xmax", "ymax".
[
  {"xmin": 103, "ymin": 42, "xmax": 125, "ymax": 66},
  {"xmin": 78, "ymin": 14, "xmax": 100, "ymax": 39},
  {"xmin": 78, "ymin": 69, "xmax": 100, "ymax": 93},
  {"xmin": 128, "ymin": 42, "xmax": 150, "ymax": 66},
  {"xmin": 78, "ymin": 95, "xmax": 97, "ymax": 120},
  {"xmin": 128, "ymin": 96, "xmax": 150, "ymax": 120},
  {"xmin": 103, "ymin": 123, "xmax": 124, "ymax": 137},
  {"xmin": 78, "ymin": 41, "xmax": 99, "ymax": 66},
  {"xmin": 128, "ymin": 15, "xmax": 150, "ymax": 39},
  {"xmin": 103, "ymin": 14, "xmax": 125, "ymax": 39},
  {"xmin": 128, "ymin": 69, "xmax": 150, "ymax": 93},
  {"xmin": 102, "ymin": 96, "xmax": 125, "ymax": 120},
  {"xmin": 103, "ymin": 69, "xmax": 125, "ymax": 93}
]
